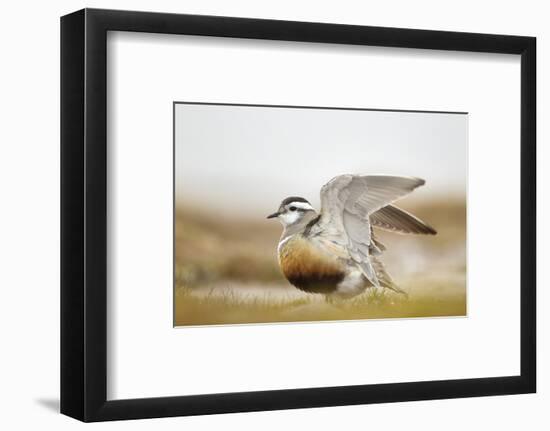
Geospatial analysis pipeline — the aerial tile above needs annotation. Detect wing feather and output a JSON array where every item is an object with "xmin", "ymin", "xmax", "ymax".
[
  {"xmin": 371, "ymin": 205, "xmax": 437, "ymax": 235},
  {"xmin": 317, "ymin": 174, "xmax": 427, "ymax": 287},
  {"xmin": 371, "ymin": 256, "xmax": 407, "ymax": 296}
]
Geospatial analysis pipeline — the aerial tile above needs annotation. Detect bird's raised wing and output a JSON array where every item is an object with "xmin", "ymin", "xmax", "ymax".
[
  {"xmin": 317, "ymin": 174, "xmax": 426, "ymax": 286},
  {"xmin": 371, "ymin": 204, "xmax": 437, "ymax": 235}
]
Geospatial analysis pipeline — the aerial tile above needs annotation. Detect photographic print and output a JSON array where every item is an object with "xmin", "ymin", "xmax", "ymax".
[{"xmin": 174, "ymin": 102, "xmax": 467, "ymax": 326}]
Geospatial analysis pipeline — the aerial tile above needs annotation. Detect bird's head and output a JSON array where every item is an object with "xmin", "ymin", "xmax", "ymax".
[{"xmin": 267, "ymin": 196, "xmax": 317, "ymax": 228}]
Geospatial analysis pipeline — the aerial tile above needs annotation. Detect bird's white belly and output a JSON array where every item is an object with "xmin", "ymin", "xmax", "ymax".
[{"xmin": 332, "ymin": 268, "xmax": 370, "ymax": 299}]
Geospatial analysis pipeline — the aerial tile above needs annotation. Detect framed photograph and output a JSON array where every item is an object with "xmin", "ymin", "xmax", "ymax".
[
  {"xmin": 173, "ymin": 102, "xmax": 467, "ymax": 326},
  {"xmin": 61, "ymin": 8, "xmax": 536, "ymax": 422}
]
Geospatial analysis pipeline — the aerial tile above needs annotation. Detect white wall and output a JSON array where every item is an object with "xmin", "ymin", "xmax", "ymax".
[{"xmin": 0, "ymin": 0, "xmax": 546, "ymax": 429}]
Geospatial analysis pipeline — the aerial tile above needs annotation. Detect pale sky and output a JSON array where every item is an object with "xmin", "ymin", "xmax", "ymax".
[{"xmin": 175, "ymin": 103, "xmax": 467, "ymax": 216}]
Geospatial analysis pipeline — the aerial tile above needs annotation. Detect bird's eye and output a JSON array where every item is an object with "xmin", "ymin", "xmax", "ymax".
[{"xmin": 289, "ymin": 206, "xmax": 297, "ymax": 211}]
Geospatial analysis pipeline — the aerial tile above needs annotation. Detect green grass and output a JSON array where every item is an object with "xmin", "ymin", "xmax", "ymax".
[{"xmin": 174, "ymin": 283, "xmax": 466, "ymax": 326}]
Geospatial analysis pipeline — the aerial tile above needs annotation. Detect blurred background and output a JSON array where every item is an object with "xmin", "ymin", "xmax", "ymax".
[{"xmin": 174, "ymin": 103, "xmax": 467, "ymax": 325}]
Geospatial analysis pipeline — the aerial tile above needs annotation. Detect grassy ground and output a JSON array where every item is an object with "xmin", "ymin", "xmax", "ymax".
[
  {"xmin": 174, "ymin": 198, "xmax": 466, "ymax": 326},
  {"xmin": 174, "ymin": 279, "xmax": 466, "ymax": 326}
]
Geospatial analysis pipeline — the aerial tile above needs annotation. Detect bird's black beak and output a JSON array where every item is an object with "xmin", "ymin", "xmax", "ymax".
[{"xmin": 267, "ymin": 212, "xmax": 280, "ymax": 219}]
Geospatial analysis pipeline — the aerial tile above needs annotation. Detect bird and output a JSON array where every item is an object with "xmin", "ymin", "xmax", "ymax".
[{"xmin": 267, "ymin": 174, "xmax": 436, "ymax": 300}]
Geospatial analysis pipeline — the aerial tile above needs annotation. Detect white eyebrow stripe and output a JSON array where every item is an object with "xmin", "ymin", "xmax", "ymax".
[{"xmin": 288, "ymin": 201, "xmax": 314, "ymax": 211}]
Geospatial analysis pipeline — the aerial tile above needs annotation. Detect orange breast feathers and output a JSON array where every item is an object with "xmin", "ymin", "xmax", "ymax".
[{"xmin": 278, "ymin": 236, "xmax": 346, "ymax": 286}]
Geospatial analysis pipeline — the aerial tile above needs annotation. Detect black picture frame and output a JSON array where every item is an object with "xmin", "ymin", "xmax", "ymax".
[{"xmin": 61, "ymin": 8, "xmax": 536, "ymax": 422}]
